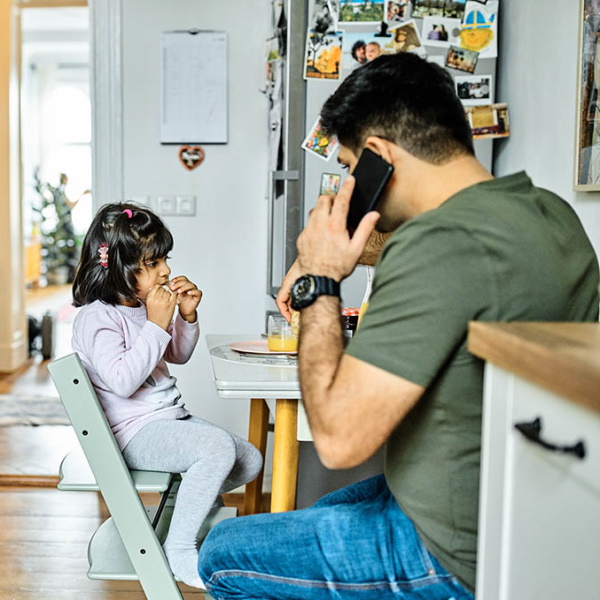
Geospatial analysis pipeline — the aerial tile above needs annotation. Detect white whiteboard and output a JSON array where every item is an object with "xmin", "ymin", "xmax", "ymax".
[{"xmin": 160, "ymin": 30, "xmax": 228, "ymax": 144}]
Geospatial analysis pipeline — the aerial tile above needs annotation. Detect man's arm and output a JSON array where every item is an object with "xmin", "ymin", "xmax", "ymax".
[
  {"xmin": 294, "ymin": 177, "xmax": 423, "ymax": 469},
  {"xmin": 298, "ymin": 295, "xmax": 424, "ymax": 469}
]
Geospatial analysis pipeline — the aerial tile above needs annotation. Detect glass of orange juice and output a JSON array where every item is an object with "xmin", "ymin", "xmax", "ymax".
[{"xmin": 267, "ymin": 315, "xmax": 298, "ymax": 352}]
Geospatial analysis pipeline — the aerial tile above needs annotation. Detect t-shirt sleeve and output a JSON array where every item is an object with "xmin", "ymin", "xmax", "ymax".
[{"xmin": 346, "ymin": 220, "xmax": 494, "ymax": 387}]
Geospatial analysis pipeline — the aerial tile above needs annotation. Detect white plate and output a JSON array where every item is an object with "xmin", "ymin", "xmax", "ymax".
[{"xmin": 229, "ymin": 340, "xmax": 297, "ymax": 355}]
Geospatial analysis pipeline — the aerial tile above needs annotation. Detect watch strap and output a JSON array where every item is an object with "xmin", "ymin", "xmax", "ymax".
[{"xmin": 313, "ymin": 275, "xmax": 340, "ymax": 297}]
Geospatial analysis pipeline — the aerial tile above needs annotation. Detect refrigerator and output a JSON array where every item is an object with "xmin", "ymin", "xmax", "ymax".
[
  {"xmin": 267, "ymin": 0, "xmax": 499, "ymax": 316},
  {"xmin": 265, "ymin": 0, "xmax": 500, "ymax": 505}
]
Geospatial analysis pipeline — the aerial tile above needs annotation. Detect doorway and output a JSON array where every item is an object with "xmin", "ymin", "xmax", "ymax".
[
  {"xmin": 21, "ymin": 4, "xmax": 91, "ymax": 362},
  {"xmin": 0, "ymin": 2, "xmax": 92, "ymax": 481}
]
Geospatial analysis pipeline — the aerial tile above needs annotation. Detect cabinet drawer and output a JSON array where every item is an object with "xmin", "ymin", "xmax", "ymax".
[
  {"xmin": 501, "ymin": 375, "xmax": 600, "ymax": 599},
  {"xmin": 511, "ymin": 376, "xmax": 600, "ymax": 496}
]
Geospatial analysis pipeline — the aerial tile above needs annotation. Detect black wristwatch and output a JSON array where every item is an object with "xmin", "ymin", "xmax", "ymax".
[{"xmin": 290, "ymin": 274, "xmax": 341, "ymax": 310}]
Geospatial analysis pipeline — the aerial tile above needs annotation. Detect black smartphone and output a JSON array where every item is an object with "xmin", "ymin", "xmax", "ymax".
[{"xmin": 346, "ymin": 148, "xmax": 394, "ymax": 232}]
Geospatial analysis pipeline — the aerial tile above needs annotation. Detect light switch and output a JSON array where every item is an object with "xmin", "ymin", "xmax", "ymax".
[
  {"xmin": 131, "ymin": 195, "xmax": 151, "ymax": 208},
  {"xmin": 176, "ymin": 195, "xmax": 196, "ymax": 216},
  {"xmin": 157, "ymin": 195, "xmax": 176, "ymax": 215}
]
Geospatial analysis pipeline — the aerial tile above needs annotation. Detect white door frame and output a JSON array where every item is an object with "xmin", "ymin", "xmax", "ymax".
[{"xmin": 90, "ymin": 0, "xmax": 124, "ymax": 211}]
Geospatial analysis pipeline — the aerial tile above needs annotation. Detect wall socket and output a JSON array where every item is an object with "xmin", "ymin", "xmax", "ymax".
[
  {"xmin": 176, "ymin": 195, "xmax": 196, "ymax": 216},
  {"xmin": 156, "ymin": 195, "xmax": 177, "ymax": 216}
]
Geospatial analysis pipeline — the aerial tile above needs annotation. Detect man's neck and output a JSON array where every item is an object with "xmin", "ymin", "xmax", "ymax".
[{"xmin": 403, "ymin": 154, "xmax": 494, "ymax": 217}]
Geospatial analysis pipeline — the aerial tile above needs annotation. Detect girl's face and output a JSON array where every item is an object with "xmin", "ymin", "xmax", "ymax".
[{"xmin": 134, "ymin": 256, "xmax": 172, "ymax": 302}]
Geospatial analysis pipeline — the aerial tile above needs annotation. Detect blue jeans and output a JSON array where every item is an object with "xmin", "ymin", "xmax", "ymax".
[{"xmin": 198, "ymin": 475, "xmax": 475, "ymax": 600}]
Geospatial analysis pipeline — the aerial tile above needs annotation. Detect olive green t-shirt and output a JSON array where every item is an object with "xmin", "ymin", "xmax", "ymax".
[{"xmin": 346, "ymin": 172, "xmax": 599, "ymax": 591}]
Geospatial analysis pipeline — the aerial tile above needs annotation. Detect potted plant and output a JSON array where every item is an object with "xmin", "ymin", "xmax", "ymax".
[{"xmin": 32, "ymin": 170, "xmax": 85, "ymax": 285}]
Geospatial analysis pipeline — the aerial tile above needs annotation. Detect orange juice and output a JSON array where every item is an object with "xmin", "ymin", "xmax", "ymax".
[{"xmin": 268, "ymin": 336, "xmax": 298, "ymax": 352}]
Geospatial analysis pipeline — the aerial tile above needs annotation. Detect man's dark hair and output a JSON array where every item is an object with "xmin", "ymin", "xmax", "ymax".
[
  {"xmin": 320, "ymin": 53, "xmax": 474, "ymax": 164},
  {"xmin": 72, "ymin": 202, "xmax": 173, "ymax": 307},
  {"xmin": 351, "ymin": 40, "xmax": 366, "ymax": 60}
]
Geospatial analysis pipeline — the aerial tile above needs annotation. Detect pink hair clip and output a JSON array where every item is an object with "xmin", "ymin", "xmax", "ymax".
[
  {"xmin": 98, "ymin": 243, "xmax": 109, "ymax": 268},
  {"xmin": 122, "ymin": 208, "xmax": 133, "ymax": 219}
]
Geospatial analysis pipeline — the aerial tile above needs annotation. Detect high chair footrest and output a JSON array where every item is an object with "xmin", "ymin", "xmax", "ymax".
[{"xmin": 87, "ymin": 506, "xmax": 237, "ymax": 580}]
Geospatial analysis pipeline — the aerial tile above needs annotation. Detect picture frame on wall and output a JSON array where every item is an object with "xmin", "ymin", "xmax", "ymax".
[{"xmin": 575, "ymin": 0, "xmax": 600, "ymax": 190}]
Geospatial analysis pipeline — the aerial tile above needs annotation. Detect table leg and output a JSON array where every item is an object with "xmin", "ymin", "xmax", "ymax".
[
  {"xmin": 271, "ymin": 398, "xmax": 299, "ymax": 513},
  {"xmin": 244, "ymin": 398, "xmax": 269, "ymax": 515}
]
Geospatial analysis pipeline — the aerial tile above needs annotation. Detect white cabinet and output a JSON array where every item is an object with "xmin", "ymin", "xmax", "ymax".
[{"xmin": 477, "ymin": 363, "xmax": 600, "ymax": 600}]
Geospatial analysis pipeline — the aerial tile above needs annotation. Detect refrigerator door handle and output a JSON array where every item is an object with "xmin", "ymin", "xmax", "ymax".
[{"xmin": 267, "ymin": 170, "xmax": 300, "ymax": 296}]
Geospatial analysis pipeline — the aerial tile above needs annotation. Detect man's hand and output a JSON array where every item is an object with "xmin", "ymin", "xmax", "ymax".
[
  {"xmin": 275, "ymin": 259, "xmax": 302, "ymax": 322},
  {"xmin": 275, "ymin": 176, "xmax": 382, "ymax": 321},
  {"xmin": 170, "ymin": 276, "xmax": 202, "ymax": 323},
  {"xmin": 296, "ymin": 176, "xmax": 379, "ymax": 281}
]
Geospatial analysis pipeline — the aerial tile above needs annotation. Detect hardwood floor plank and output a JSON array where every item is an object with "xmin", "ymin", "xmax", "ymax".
[
  {"xmin": 0, "ymin": 540, "xmax": 89, "ymax": 559},
  {"xmin": 0, "ymin": 591, "xmax": 206, "ymax": 599},
  {"xmin": 0, "ymin": 488, "xmax": 107, "ymax": 517},
  {"xmin": 0, "ymin": 573, "xmax": 145, "ymax": 591},
  {"xmin": 0, "ymin": 570, "xmax": 206, "ymax": 596}
]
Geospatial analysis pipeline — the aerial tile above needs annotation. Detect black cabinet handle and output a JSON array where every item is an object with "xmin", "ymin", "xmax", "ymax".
[{"xmin": 514, "ymin": 417, "xmax": 586, "ymax": 460}]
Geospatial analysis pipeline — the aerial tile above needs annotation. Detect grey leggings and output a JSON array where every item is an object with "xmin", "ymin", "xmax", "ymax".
[{"xmin": 122, "ymin": 415, "xmax": 263, "ymax": 548}]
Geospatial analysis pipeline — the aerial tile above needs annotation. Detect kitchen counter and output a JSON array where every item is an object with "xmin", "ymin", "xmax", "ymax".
[
  {"xmin": 468, "ymin": 321, "xmax": 600, "ymax": 416},
  {"xmin": 468, "ymin": 321, "xmax": 600, "ymax": 600}
]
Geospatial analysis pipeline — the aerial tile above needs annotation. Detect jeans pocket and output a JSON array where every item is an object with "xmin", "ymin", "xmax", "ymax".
[{"xmin": 406, "ymin": 534, "xmax": 437, "ymax": 580}]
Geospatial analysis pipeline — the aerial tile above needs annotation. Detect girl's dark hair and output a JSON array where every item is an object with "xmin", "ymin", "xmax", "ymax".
[
  {"xmin": 320, "ymin": 52, "xmax": 474, "ymax": 164},
  {"xmin": 72, "ymin": 202, "xmax": 173, "ymax": 307}
]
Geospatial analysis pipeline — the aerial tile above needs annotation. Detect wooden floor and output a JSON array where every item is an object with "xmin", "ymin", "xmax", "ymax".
[
  {"xmin": 0, "ymin": 486, "xmax": 207, "ymax": 598},
  {"xmin": 0, "ymin": 286, "xmax": 268, "ymax": 598},
  {"xmin": 0, "ymin": 285, "xmax": 78, "ymax": 484}
]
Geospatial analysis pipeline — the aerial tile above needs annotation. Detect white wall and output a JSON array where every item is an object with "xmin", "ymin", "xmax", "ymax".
[
  {"xmin": 121, "ymin": 0, "xmax": 272, "ymax": 439},
  {"xmin": 494, "ymin": 0, "xmax": 600, "ymax": 257}
]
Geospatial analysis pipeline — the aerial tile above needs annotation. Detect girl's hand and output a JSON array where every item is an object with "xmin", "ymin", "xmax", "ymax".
[
  {"xmin": 170, "ymin": 276, "xmax": 202, "ymax": 322},
  {"xmin": 146, "ymin": 284, "xmax": 178, "ymax": 330}
]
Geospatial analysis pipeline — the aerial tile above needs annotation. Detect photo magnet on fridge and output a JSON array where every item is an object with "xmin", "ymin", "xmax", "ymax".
[
  {"xmin": 302, "ymin": 117, "xmax": 340, "ymax": 161},
  {"xmin": 320, "ymin": 173, "xmax": 341, "ymax": 196}
]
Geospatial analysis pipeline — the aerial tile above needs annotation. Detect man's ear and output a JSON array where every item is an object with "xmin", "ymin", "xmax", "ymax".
[{"xmin": 363, "ymin": 136, "xmax": 396, "ymax": 165}]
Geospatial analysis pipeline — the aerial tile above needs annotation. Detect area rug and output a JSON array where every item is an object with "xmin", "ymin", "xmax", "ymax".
[{"xmin": 0, "ymin": 394, "xmax": 70, "ymax": 426}]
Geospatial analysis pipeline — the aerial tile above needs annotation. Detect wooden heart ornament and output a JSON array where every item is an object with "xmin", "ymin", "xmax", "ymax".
[{"xmin": 179, "ymin": 146, "xmax": 205, "ymax": 170}]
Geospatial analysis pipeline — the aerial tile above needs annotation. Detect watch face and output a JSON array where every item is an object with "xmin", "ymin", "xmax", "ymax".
[
  {"xmin": 291, "ymin": 275, "xmax": 316, "ymax": 310},
  {"xmin": 294, "ymin": 276, "xmax": 314, "ymax": 299},
  {"xmin": 291, "ymin": 275, "xmax": 340, "ymax": 310}
]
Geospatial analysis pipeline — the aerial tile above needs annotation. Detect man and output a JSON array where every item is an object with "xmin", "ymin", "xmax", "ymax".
[
  {"xmin": 351, "ymin": 39, "xmax": 367, "ymax": 64},
  {"xmin": 198, "ymin": 53, "xmax": 599, "ymax": 599}
]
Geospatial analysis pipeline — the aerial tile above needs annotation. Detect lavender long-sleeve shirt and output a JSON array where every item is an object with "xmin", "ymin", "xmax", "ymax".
[{"xmin": 71, "ymin": 301, "xmax": 199, "ymax": 450}]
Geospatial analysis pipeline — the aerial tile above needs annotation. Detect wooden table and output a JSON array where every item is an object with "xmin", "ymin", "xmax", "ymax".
[{"xmin": 206, "ymin": 334, "xmax": 302, "ymax": 515}]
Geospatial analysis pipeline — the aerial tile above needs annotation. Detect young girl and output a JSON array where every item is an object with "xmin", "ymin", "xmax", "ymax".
[{"xmin": 71, "ymin": 203, "xmax": 263, "ymax": 588}]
